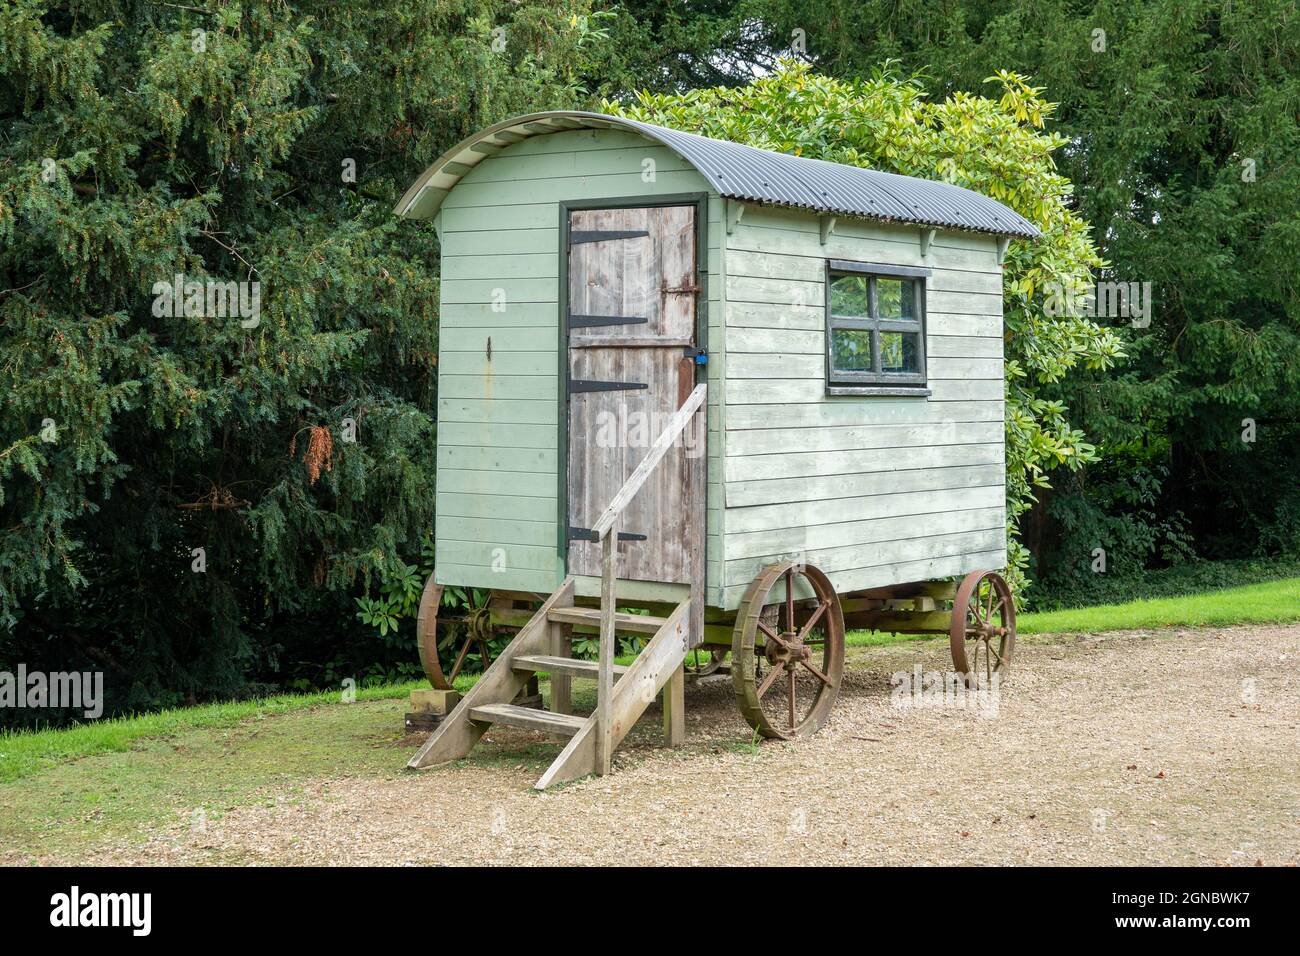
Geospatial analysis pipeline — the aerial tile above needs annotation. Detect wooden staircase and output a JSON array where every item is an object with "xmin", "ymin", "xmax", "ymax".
[
  {"xmin": 408, "ymin": 384, "xmax": 706, "ymax": 789},
  {"xmin": 406, "ymin": 580, "xmax": 691, "ymax": 788}
]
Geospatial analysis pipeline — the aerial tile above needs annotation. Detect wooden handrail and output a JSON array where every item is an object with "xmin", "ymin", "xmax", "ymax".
[
  {"xmin": 590, "ymin": 383, "xmax": 707, "ymax": 540},
  {"xmin": 592, "ymin": 381, "xmax": 706, "ymax": 774}
]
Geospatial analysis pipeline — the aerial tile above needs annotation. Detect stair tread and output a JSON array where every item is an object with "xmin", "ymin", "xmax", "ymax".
[
  {"xmin": 548, "ymin": 606, "xmax": 669, "ymax": 633},
  {"xmin": 512, "ymin": 654, "xmax": 629, "ymax": 677},
  {"xmin": 469, "ymin": 702, "xmax": 587, "ymax": 736}
]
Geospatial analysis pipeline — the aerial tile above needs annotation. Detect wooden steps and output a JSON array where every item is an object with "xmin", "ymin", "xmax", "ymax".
[
  {"xmin": 511, "ymin": 654, "xmax": 628, "ymax": 680},
  {"xmin": 408, "ymin": 576, "xmax": 692, "ymax": 789},
  {"xmin": 547, "ymin": 606, "xmax": 668, "ymax": 634},
  {"xmin": 469, "ymin": 703, "xmax": 587, "ymax": 737}
]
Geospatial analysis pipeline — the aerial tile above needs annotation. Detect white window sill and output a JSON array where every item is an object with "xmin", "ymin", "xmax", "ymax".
[{"xmin": 826, "ymin": 385, "xmax": 931, "ymax": 398}]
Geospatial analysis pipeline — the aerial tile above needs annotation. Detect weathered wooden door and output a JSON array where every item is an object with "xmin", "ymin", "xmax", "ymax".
[{"xmin": 565, "ymin": 204, "xmax": 704, "ymax": 584}]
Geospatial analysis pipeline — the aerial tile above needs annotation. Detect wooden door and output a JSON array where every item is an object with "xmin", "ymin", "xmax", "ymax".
[{"xmin": 566, "ymin": 205, "xmax": 704, "ymax": 584}]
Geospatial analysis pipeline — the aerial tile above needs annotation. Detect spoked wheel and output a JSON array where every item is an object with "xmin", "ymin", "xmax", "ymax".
[
  {"xmin": 731, "ymin": 560, "xmax": 845, "ymax": 740},
  {"xmin": 949, "ymin": 570, "xmax": 1016, "ymax": 687},
  {"xmin": 415, "ymin": 577, "xmax": 538, "ymax": 690},
  {"xmin": 684, "ymin": 646, "xmax": 728, "ymax": 678}
]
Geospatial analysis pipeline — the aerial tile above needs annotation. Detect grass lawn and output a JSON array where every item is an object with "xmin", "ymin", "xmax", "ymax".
[
  {"xmin": 0, "ymin": 689, "xmax": 425, "ymax": 863},
  {"xmin": 0, "ymin": 681, "xmax": 426, "ymax": 785},
  {"xmin": 1014, "ymin": 576, "xmax": 1300, "ymax": 635}
]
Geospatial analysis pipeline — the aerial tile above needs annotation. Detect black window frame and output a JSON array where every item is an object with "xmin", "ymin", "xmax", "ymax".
[{"xmin": 824, "ymin": 260, "xmax": 931, "ymax": 397}]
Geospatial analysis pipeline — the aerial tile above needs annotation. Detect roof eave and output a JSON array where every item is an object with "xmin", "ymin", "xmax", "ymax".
[{"xmin": 394, "ymin": 111, "xmax": 1041, "ymax": 241}]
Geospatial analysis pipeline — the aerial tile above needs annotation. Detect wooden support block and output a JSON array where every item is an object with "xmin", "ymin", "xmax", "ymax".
[
  {"xmin": 411, "ymin": 688, "xmax": 460, "ymax": 714},
  {"xmin": 405, "ymin": 711, "xmax": 442, "ymax": 733},
  {"xmin": 550, "ymin": 620, "xmax": 573, "ymax": 716},
  {"xmin": 662, "ymin": 663, "xmax": 685, "ymax": 747}
]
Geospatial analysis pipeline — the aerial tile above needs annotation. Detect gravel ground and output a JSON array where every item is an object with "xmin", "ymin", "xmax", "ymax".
[{"xmin": 81, "ymin": 625, "xmax": 1300, "ymax": 865}]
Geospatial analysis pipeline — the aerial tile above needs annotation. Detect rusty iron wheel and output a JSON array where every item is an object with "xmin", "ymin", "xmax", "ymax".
[
  {"xmin": 684, "ymin": 646, "xmax": 728, "ymax": 677},
  {"xmin": 949, "ymin": 570, "xmax": 1016, "ymax": 687},
  {"xmin": 416, "ymin": 577, "xmax": 488, "ymax": 690},
  {"xmin": 416, "ymin": 577, "xmax": 537, "ymax": 690},
  {"xmin": 731, "ymin": 560, "xmax": 845, "ymax": 740}
]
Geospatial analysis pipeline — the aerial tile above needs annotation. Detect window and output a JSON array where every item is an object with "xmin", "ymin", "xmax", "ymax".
[{"xmin": 825, "ymin": 260, "xmax": 929, "ymax": 395}]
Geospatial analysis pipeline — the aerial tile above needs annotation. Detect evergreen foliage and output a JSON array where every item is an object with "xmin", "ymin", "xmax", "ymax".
[{"xmin": 0, "ymin": 0, "xmax": 613, "ymax": 717}]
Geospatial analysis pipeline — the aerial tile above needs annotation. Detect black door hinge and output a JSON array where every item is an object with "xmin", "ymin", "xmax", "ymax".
[
  {"xmin": 568, "ymin": 527, "xmax": 648, "ymax": 542},
  {"xmin": 568, "ymin": 314, "xmax": 649, "ymax": 329},
  {"xmin": 568, "ymin": 379, "xmax": 648, "ymax": 394},
  {"xmin": 569, "ymin": 229, "xmax": 649, "ymax": 246}
]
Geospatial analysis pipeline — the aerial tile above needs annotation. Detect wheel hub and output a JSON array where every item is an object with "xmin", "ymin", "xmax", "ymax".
[
  {"xmin": 764, "ymin": 634, "xmax": 812, "ymax": 668},
  {"xmin": 968, "ymin": 620, "xmax": 1007, "ymax": 643}
]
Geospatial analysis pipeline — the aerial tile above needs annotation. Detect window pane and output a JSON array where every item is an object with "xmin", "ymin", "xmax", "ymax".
[
  {"xmin": 829, "ymin": 274, "xmax": 871, "ymax": 317},
  {"xmin": 879, "ymin": 331, "xmax": 920, "ymax": 373},
  {"xmin": 877, "ymin": 278, "xmax": 916, "ymax": 321},
  {"xmin": 831, "ymin": 328, "xmax": 873, "ymax": 373}
]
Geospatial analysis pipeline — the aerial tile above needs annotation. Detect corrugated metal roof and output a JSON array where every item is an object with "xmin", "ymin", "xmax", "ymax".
[{"xmin": 394, "ymin": 111, "xmax": 1039, "ymax": 239}]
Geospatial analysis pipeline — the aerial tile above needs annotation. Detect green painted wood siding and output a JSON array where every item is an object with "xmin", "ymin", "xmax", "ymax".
[
  {"xmin": 720, "ymin": 205, "xmax": 1007, "ymax": 608},
  {"xmin": 435, "ymin": 128, "xmax": 724, "ymax": 598}
]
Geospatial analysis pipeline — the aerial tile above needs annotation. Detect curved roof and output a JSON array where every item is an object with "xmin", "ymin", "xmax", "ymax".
[{"xmin": 394, "ymin": 111, "xmax": 1039, "ymax": 240}]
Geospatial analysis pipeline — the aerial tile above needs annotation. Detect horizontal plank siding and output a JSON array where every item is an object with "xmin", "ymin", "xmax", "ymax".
[
  {"xmin": 723, "ymin": 442, "xmax": 1004, "ymax": 483},
  {"xmin": 437, "ymin": 422, "xmax": 559, "ymax": 449},
  {"xmin": 725, "ymin": 483, "xmax": 1005, "ymax": 534},
  {"xmin": 720, "ymin": 550, "xmax": 1007, "ymax": 607},
  {"xmin": 439, "ymin": 398, "xmax": 557, "ymax": 425},
  {"xmin": 727, "ymin": 420, "xmax": 1003, "ymax": 457},
  {"xmin": 724, "ymin": 377, "xmax": 1004, "ymax": 404},
  {"xmin": 724, "ymin": 527, "xmax": 1006, "ymax": 587},
  {"xmin": 440, "ymin": 302, "xmax": 563, "ymax": 328},
  {"xmin": 438, "ymin": 445, "xmax": 555, "ymax": 474},
  {"xmin": 725, "ymin": 400, "xmax": 1003, "ymax": 429},
  {"xmin": 726, "ymin": 463, "xmax": 1007, "ymax": 509},
  {"xmin": 434, "ymin": 563, "xmax": 557, "ymax": 593},
  {"xmin": 726, "ymin": 505, "xmax": 1004, "ymax": 561},
  {"xmin": 719, "ymin": 203, "xmax": 1008, "ymax": 606},
  {"xmin": 436, "ymin": 516, "xmax": 557, "ymax": 549},
  {"xmin": 437, "ymin": 493, "xmax": 557, "ymax": 522},
  {"xmin": 438, "ymin": 374, "xmax": 557, "ymax": 400},
  {"xmin": 438, "ymin": 469, "xmax": 558, "ymax": 498},
  {"xmin": 438, "ymin": 539, "xmax": 560, "ymax": 573}
]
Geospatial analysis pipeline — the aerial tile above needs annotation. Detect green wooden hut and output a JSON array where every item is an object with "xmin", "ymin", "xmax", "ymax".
[{"xmin": 394, "ymin": 111, "xmax": 1037, "ymax": 787}]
